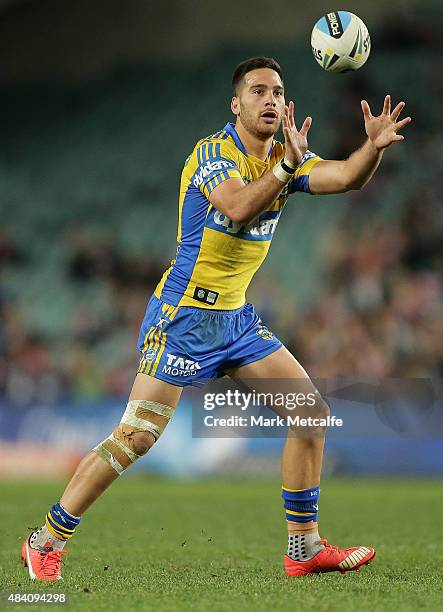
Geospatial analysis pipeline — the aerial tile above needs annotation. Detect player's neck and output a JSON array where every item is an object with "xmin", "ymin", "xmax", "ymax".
[{"xmin": 234, "ymin": 121, "xmax": 272, "ymax": 161}]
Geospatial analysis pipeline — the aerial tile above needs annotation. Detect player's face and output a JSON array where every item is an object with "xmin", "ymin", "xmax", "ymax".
[{"xmin": 231, "ymin": 68, "xmax": 285, "ymax": 139}]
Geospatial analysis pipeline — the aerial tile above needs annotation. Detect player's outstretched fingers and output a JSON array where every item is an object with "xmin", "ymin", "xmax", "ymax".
[
  {"xmin": 361, "ymin": 100, "xmax": 372, "ymax": 119},
  {"xmin": 395, "ymin": 116, "xmax": 412, "ymax": 131},
  {"xmin": 285, "ymin": 101, "xmax": 292, "ymax": 128},
  {"xmin": 282, "ymin": 113, "xmax": 291, "ymax": 141},
  {"xmin": 391, "ymin": 101, "xmax": 406, "ymax": 122},
  {"xmin": 382, "ymin": 94, "xmax": 391, "ymax": 115},
  {"xmin": 289, "ymin": 101, "xmax": 295, "ymax": 129},
  {"xmin": 284, "ymin": 104, "xmax": 289, "ymax": 125},
  {"xmin": 282, "ymin": 112, "xmax": 288, "ymax": 132},
  {"xmin": 299, "ymin": 116, "xmax": 312, "ymax": 138}
]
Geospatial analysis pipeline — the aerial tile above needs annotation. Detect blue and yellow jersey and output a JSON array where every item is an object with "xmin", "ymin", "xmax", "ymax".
[{"xmin": 154, "ymin": 122, "xmax": 322, "ymax": 310}]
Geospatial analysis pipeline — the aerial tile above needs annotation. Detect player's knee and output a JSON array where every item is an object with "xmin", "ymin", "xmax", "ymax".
[
  {"xmin": 288, "ymin": 390, "xmax": 330, "ymax": 437},
  {"xmin": 296, "ymin": 389, "xmax": 330, "ymax": 419},
  {"xmin": 128, "ymin": 430, "xmax": 155, "ymax": 455},
  {"xmin": 313, "ymin": 391, "xmax": 330, "ymax": 420},
  {"xmin": 92, "ymin": 399, "xmax": 175, "ymax": 474}
]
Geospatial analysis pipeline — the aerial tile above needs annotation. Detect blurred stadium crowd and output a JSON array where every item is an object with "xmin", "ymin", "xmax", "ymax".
[
  {"xmin": 287, "ymin": 192, "xmax": 442, "ymax": 378},
  {"xmin": 0, "ymin": 11, "xmax": 441, "ymax": 406}
]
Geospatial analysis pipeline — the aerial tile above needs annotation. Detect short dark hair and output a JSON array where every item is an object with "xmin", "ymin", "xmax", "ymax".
[{"xmin": 232, "ymin": 57, "xmax": 284, "ymax": 94}]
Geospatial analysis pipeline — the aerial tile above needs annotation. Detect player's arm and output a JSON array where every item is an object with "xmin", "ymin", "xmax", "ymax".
[
  {"xmin": 209, "ymin": 170, "xmax": 286, "ymax": 224},
  {"xmin": 209, "ymin": 103, "xmax": 312, "ymax": 224},
  {"xmin": 308, "ymin": 95, "xmax": 411, "ymax": 195}
]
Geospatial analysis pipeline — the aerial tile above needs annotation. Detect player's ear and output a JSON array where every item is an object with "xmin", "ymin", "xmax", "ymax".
[{"xmin": 231, "ymin": 96, "xmax": 240, "ymax": 116}]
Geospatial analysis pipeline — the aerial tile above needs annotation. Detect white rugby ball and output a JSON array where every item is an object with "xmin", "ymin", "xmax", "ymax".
[{"xmin": 311, "ymin": 11, "xmax": 371, "ymax": 72}]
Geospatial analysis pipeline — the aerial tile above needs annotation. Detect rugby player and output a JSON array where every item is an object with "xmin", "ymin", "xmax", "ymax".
[{"xmin": 21, "ymin": 57, "xmax": 411, "ymax": 580}]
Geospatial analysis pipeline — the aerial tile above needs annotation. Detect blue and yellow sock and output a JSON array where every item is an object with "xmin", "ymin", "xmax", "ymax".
[
  {"xmin": 30, "ymin": 502, "xmax": 81, "ymax": 551},
  {"xmin": 282, "ymin": 486, "xmax": 324, "ymax": 561},
  {"xmin": 282, "ymin": 485, "xmax": 320, "ymax": 522}
]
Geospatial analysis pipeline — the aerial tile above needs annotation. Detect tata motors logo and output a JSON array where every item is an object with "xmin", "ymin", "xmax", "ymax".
[
  {"xmin": 162, "ymin": 353, "xmax": 201, "ymax": 377},
  {"xmin": 193, "ymin": 160, "xmax": 236, "ymax": 188}
]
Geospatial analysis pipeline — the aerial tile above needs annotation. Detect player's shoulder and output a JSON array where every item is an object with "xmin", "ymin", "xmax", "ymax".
[
  {"xmin": 182, "ymin": 128, "xmax": 240, "ymax": 180},
  {"xmin": 184, "ymin": 129, "xmax": 240, "ymax": 173},
  {"xmin": 201, "ymin": 128, "xmax": 233, "ymax": 144},
  {"xmin": 194, "ymin": 128, "xmax": 239, "ymax": 156}
]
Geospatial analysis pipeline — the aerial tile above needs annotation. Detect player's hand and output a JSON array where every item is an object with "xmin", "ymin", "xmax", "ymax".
[
  {"xmin": 282, "ymin": 101, "xmax": 312, "ymax": 166},
  {"xmin": 361, "ymin": 95, "xmax": 411, "ymax": 151}
]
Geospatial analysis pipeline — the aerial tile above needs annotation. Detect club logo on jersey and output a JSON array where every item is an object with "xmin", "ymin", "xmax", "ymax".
[
  {"xmin": 193, "ymin": 159, "xmax": 237, "ymax": 188},
  {"xmin": 162, "ymin": 353, "xmax": 201, "ymax": 377},
  {"xmin": 256, "ymin": 325, "xmax": 273, "ymax": 340},
  {"xmin": 193, "ymin": 286, "xmax": 219, "ymax": 305}
]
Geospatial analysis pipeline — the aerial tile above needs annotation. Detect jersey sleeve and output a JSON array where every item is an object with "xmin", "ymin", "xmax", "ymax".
[
  {"xmin": 288, "ymin": 150, "xmax": 323, "ymax": 194},
  {"xmin": 191, "ymin": 140, "xmax": 243, "ymax": 199}
]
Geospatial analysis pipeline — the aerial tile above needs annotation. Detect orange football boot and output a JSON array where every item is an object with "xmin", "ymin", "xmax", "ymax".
[
  {"xmin": 21, "ymin": 535, "xmax": 67, "ymax": 581},
  {"xmin": 285, "ymin": 539, "xmax": 375, "ymax": 576}
]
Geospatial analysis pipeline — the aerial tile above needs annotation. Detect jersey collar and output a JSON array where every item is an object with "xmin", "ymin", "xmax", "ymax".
[
  {"xmin": 224, "ymin": 122, "xmax": 247, "ymax": 156},
  {"xmin": 223, "ymin": 122, "xmax": 274, "ymax": 160}
]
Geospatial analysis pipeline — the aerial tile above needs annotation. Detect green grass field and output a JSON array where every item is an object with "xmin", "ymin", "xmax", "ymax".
[{"xmin": 1, "ymin": 477, "xmax": 442, "ymax": 611}]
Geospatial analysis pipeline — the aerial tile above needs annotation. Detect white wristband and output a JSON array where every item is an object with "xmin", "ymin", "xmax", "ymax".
[{"xmin": 272, "ymin": 158, "xmax": 296, "ymax": 184}]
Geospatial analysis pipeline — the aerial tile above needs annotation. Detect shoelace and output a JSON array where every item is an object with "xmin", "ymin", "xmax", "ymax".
[
  {"xmin": 318, "ymin": 539, "xmax": 341, "ymax": 555},
  {"xmin": 40, "ymin": 549, "xmax": 67, "ymax": 577}
]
